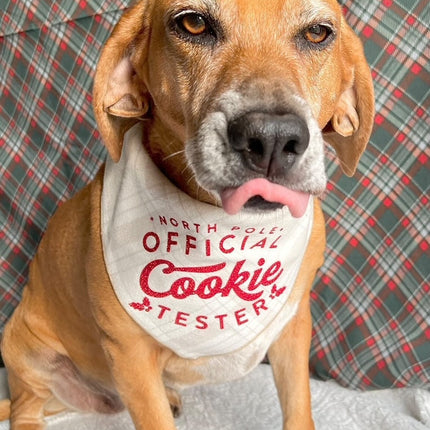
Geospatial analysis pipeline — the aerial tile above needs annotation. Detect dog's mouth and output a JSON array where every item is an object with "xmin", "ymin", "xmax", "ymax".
[{"xmin": 220, "ymin": 178, "xmax": 310, "ymax": 217}]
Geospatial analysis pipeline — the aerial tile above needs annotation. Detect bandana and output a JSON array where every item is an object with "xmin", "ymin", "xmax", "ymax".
[{"xmin": 102, "ymin": 124, "xmax": 313, "ymax": 359}]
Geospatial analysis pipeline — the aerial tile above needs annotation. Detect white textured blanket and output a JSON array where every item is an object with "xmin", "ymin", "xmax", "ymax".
[{"xmin": 0, "ymin": 366, "xmax": 428, "ymax": 430}]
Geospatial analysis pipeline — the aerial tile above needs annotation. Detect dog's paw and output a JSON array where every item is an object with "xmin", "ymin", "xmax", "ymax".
[{"xmin": 166, "ymin": 387, "xmax": 183, "ymax": 418}]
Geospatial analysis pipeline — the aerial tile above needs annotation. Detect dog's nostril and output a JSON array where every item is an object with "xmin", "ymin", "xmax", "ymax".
[
  {"xmin": 284, "ymin": 140, "xmax": 299, "ymax": 154},
  {"xmin": 248, "ymin": 138, "xmax": 264, "ymax": 156}
]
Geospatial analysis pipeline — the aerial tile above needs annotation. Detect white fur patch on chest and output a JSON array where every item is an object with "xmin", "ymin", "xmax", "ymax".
[{"xmin": 102, "ymin": 124, "xmax": 313, "ymax": 361}]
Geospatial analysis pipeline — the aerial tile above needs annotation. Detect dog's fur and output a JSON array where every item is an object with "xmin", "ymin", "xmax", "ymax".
[{"xmin": 1, "ymin": 0, "xmax": 374, "ymax": 429}]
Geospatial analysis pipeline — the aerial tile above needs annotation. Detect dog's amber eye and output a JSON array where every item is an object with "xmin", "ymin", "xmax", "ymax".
[
  {"xmin": 305, "ymin": 25, "xmax": 330, "ymax": 44},
  {"xmin": 179, "ymin": 13, "xmax": 208, "ymax": 36},
  {"xmin": 172, "ymin": 10, "xmax": 219, "ymax": 44}
]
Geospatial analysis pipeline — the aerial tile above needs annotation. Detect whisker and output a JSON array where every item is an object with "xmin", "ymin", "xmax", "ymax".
[{"xmin": 163, "ymin": 150, "xmax": 186, "ymax": 162}]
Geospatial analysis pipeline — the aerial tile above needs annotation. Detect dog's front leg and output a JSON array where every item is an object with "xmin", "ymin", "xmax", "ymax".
[
  {"xmin": 268, "ymin": 200, "xmax": 325, "ymax": 429},
  {"xmin": 102, "ymin": 332, "xmax": 177, "ymax": 430},
  {"xmin": 268, "ymin": 291, "xmax": 315, "ymax": 430}
]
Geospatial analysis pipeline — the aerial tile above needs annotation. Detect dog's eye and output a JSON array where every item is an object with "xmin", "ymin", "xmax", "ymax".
[
  {"xmin": 171, "ymin": 10, "xmax": 221, "ymax": 45},
  {"xmin": 178, "ymin": 13, "xmax": 208, "ymax": 36},
  {"xmin": 175, "ymin": 12, "xmax": 215, "ymax": 39},
  {"xmin": 304, "ymin": 24, "xmax": 332, "ymax": 44}
]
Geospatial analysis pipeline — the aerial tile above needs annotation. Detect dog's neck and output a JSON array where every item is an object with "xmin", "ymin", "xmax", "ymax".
[{"xmin": 143, "ymin": 118, "xmax": 218, "ymax": 207}]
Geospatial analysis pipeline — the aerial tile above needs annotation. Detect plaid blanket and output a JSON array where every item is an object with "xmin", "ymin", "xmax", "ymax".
[{"xmin": 0, "ymin": 0, "xmax": 429, "ymax": 389}]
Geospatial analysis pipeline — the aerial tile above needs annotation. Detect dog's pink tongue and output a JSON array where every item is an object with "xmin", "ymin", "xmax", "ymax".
[{"xmin": 221, "ymin": 178, "xmax": 310, "ymax": 217}]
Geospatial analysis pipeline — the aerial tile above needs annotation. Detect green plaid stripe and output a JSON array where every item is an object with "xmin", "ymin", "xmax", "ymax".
[{"xmin": 1, "ymin": 0, "xmax": 429, "ymax": 390}]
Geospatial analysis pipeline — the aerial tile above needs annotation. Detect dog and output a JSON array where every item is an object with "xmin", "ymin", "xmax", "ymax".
[{"xmin": 1, "ymin": 0, "xmax": 374, "ymax": 429}]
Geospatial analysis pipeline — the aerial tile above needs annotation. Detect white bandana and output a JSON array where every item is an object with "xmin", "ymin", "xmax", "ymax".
[{"xmin": 102, "ymin": 124, "xmax": 313, "ymax": 359}]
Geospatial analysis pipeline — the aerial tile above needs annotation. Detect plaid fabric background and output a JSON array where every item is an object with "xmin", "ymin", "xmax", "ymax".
[
  {"xmin": 0, "ymin": 0, "xmax": 429, "ymax": 390},
  {"xmin": 310, "ymin": 0, "xmax": 430, "ymax": 389},
  {"xmin": 0, "ymin": 0, "xmax": 130, "ymax": 319}
]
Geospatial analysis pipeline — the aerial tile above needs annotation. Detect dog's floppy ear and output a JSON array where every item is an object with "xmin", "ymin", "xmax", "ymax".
[
  {"xmin": 93, "ymin": 2, "xmax": 151, "ymax": 162},
  {"xmin": 324, "ymin": 21, "xmax": 375, "ymax": 176}
]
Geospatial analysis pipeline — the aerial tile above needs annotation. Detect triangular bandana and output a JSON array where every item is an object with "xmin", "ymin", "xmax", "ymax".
[{"xmin": 102, "ymin": 124, "xmax": 314, "ymax": 359}]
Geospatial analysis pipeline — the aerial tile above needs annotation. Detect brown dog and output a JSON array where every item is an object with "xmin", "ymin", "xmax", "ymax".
[{"xmin": 1, "ymin": 0, "xmax": 374, "ymax": 429}]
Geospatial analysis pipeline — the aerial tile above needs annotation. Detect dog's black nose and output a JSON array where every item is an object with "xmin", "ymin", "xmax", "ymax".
[{"xmin": 228, "ymin": 112, "xmax": 310, "ymax": 177}]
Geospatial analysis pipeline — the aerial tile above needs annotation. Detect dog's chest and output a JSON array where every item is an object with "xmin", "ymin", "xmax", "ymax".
[{"xmin": 101, "ymin": 124, "xmax": 313, "ymax": 367}]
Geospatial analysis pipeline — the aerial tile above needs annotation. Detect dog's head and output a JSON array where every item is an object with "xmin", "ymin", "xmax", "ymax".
[{"xmin": 93, "ymin": 0, "xmax": 374, "ymax": 215}]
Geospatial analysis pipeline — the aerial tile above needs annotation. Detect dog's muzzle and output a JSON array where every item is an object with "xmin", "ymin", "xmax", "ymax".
[{"xmin": 186, "ymin": 91, "xmax": 327, "ymax": 217}]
